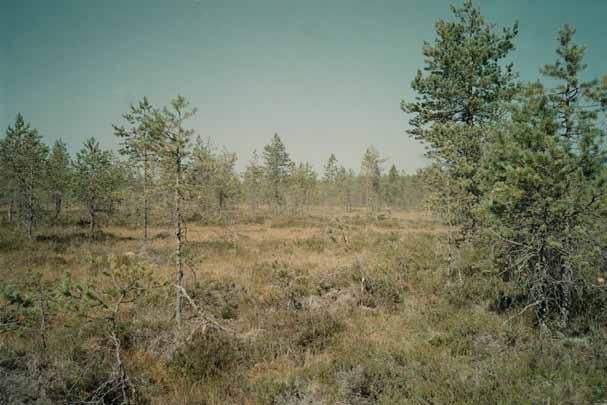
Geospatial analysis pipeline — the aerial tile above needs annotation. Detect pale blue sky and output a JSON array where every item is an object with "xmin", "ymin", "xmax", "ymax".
[{"xmin": 1, "ymin": 0, "xmax": 606, "ymax": 173}]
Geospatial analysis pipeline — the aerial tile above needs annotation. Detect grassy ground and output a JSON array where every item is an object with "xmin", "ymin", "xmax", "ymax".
[{"xmin": 1, "ymin": 208, "xmax": 606, "ymax": 404}]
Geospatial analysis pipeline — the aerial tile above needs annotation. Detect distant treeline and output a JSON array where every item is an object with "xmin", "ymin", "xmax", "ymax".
[{"xmin": 0, "ymin": 113, "xmax": 426, "ymax": 237}]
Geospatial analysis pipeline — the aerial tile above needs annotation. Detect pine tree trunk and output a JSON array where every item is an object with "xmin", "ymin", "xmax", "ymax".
[
  {"xmin": 8, "ymin": 194, "xmax": 14, "ymax": 223},
  {"xmin": 27, "ymin": 209, "xmax": 33, "ymax": 240},
  {"xmin": 27, "ymin": 168, "xmax": 34, "ymax": 240},
  {"xmin": 175, "ymin": 152, "xmax": 183, "ymax": 327},
  {"xmin": 564, "ymin": 85, "xmax": 572, "ymax": 138},
  {"xmin": 144, "ymin": 191, "xmax": 148, "ymax": 242},
  {"xmin": 218, "ymin": 191, "xmax": 225, "ymax": 216},
  {"xmin": 27, "ymin": 211, "xmax": 33, "ymax": 240},
  {"xmin": 89, "ymin": 204, "xmax": 96, "ymax": 239},
  {"xmin": 53, "ymin": 192, "xmax": 62, "ymax": 221},
  {"xmin": 251, "ymin": 194, "xmax": 257, "ymax": 216},
  {"xmin": 143, "ymin": 154, "xmax": 149, "ymax": 244}
]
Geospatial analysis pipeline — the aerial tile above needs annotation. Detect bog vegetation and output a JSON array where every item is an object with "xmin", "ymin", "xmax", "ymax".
[{"xmin": 1, "ymin": 1, "xmax": 607, "ymax": 403}]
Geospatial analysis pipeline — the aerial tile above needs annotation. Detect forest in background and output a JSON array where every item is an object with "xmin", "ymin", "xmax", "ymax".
[
  {"xmin": 1, "ymin": 1, "xmax": 607, "ymax": 404},
  {"xmin": 0, "ymin": 113, "xmax": 426, "ymax": 238}
]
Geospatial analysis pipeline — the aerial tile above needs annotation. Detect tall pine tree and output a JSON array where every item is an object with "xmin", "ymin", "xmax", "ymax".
[
  {"xmin": 73, "ymin": 138, "xmax": 118, "ymax": 238},
  {"xmin": 361, "ymin": 146, "xmax": 384, "ymax": 211},
  {"xmin": 243, "ymin": 150, "xmax": 264, "ymax": 213},
  {"xmin": 402, "ymin": 0, "xmax": 518, "ymax": 237},
  {"xmin": 479, "ymin": 26, "xmax": 607, "ymax": 327},
  {"xmin": 262, "ymin": 134, "xmax": 293, "ymax": 209},
  {"xmin": 113, "ymin": 97, "xmax": 159, "ymax": 243},
  {"xmin": 0, "ymin": 114, "xmax": 49, "ymax": 238},
  {"xmin": 47, "ymin": 139, "xmax": 72, "ymax": 221},
  {"xmin": 152, "ymin": 95, "xmax": 196, "ymax": 327}
]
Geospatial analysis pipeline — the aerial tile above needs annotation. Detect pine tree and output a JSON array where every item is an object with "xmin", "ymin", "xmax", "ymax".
[
  {"xmin": 288, "ymin": 162, "xmax": 317, "ymax": 212},
  {"xmin": 403, "ymin": 0, "xmax": 518, "ymax": 129},
  {"xmin": 383, "ymin": 164, "xmax": 402, "ymax": 207},
  {"xmin": 402, "ymin": 0, "xmax": 518, "ymax": 237},
  {"xmin": 73, "ymin": 138, "xmax": 118, "ymax": 238},
  {"xmin": 18, "ymin": 120, "xmax": 48, "ymax": 239},
  {"xmin": 262, "ymin": 134, "xmax": 293, "ymax": 209},
  {"xmin": 47, "ymin": 139, "xmax": 72, "ymax": 221},
  {"xmin": 243, "ymin": 150, "xmax": 264, "ymax": 213},
  {"xmin": 113, "ymin": 97, "xmax": 159, "ymax": 243},
  {"xmin": 479, "ymin": 27, "xmax": 607, "ymax": 326},
  {"xmin": 189, "ymin": 137, "xmax": 216, "ymax": 213},
  {"xmin": 190, "ymin": 138, "xmax": 239, "ymax": 216},
  {"xmin": 0, "ymin": 114, "xmax": 49, "ymax": 239},
  {"xmin": 360, "ymin": 146, "xmax": 384, "ymax": 211},
  {"xmin": 322, "ymin": 153, "xmax": 339, "ymax": 207},
  {"xmin": 336, "ymin": 166, "xmax": 355, "ymax": 211},
  {"xmin": 323, "ymin": 153, "xmax": 339, "ymax": 183},
  {"xmin": 152, "ymin": 95, "xmax": 196, "ymax": 327},
  {"xmin": 540, "ymin": 25, "xmax": 587, "ymax": 139},
  {"xmin": 0, "ymin": 115, "xmax": 24, "ymax": 224},
  {"xmin": 214, "ymin": 149, "xmax": 239, "ymax": 214}
]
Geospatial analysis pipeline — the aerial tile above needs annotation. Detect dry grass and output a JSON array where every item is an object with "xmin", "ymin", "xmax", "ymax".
[{"xmin": 1, "ymin": 208, "xmax": 606, "ymax": 404}]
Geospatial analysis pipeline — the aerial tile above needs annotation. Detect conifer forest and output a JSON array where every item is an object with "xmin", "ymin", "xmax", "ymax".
[{"xmin": 1, "ymin": 1, "xmax": 607, "ymax": 403}]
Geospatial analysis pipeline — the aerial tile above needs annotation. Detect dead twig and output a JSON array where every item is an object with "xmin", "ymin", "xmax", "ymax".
[
  {"xmin": 175, "ymin": 284, "xmax": 233, "ymax": 334},
  {"xmin": 503, "ymin": 300, "xmax": 541, "ymax": 326}
]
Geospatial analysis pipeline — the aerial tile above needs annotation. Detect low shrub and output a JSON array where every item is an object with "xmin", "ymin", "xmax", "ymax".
[{"xmin": 170, "ymin": 330, "xmax": 249, "ymax": 380}]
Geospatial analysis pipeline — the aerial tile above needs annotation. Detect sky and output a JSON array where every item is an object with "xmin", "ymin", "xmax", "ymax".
[{"xmin": 1, "ymin": 0, "xmax": 606, "ymax": 174}]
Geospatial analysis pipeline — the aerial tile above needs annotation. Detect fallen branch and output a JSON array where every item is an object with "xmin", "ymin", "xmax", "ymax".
[
  {"xmin": 503, "ymin": 300, "xmax": 540, "ymax": 326},
  {"xmin": 175, "ymin": 284, "xmax": 233, "ymax": 334}
]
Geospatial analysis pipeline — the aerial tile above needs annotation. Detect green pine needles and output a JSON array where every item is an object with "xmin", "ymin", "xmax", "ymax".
[{"xmin": 405, "ymin": 2, "xmax": 607, "ymax": 328}]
